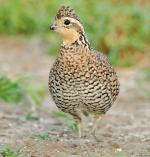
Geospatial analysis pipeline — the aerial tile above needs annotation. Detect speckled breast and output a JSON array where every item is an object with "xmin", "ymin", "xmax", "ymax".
[{"xmin": 49, "ymin": 50, "xmax": 119, "ymax": 114}]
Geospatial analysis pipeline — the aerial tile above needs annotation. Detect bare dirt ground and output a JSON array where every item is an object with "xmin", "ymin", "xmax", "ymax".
[{"xmin": 0, "ymin": 37, "xmax": 150, "ymax": 157}]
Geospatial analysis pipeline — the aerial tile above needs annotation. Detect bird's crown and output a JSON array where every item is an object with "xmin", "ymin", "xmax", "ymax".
[{"xmin": 56, "ymin": 6, "xmax": 80, "ymax": 21}]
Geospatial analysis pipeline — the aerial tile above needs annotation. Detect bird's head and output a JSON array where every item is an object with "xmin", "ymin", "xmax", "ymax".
[{"xmin": 50, "ymin": 6, "xmax": 87, "ymax": 46}]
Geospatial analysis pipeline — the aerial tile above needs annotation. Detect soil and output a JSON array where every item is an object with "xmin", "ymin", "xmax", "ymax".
[{"xmin": 0, "ymin": 37, "xmax": 150, "ymax": 157}]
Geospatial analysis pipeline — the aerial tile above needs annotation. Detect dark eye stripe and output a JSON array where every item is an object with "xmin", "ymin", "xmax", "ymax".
[{"xmin": 64, "ymin": 19, "xmax": 70, "ymax": 25}]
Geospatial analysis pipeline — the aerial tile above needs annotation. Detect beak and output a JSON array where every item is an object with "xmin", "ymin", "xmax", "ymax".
[{"xmin": 50, "ymin": 21, "xmax": 56, "ymax": 30}]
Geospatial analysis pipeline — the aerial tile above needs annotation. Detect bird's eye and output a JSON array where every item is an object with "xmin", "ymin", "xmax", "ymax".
[{"xmin": 64, "ymin": 19, "xmax": 70, "ymax": 25}]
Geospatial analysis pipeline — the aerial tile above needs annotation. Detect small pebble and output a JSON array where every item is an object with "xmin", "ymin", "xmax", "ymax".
[{"xmin": 116, "ymin": 148, "xmax": 122, "ymax": 152}]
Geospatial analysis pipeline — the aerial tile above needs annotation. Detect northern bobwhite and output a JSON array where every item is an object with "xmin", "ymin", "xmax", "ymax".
[{"xmin": 49, "ymin": 6, "xmax": 119, "ymax": 137}]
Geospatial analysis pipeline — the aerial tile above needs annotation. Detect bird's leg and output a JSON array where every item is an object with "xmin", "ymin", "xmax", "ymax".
[
  {"xmin": 76, "ymin": 119, "xmax": 82, "ymax": 138},
  {"xmin": 89, "ymin": 114, "xmax": 104, "ymax": 136},
  {"xmin": 73, "ymin": 115, "xmax": 82, "ymax": 138}
]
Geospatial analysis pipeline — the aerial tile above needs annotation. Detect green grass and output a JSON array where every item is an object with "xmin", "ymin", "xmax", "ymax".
[
  {"xmin": 113, "ymin": 151, "xmax": 126, "ymax": 157},
  {"xmin": 31, "ymin": 132, "xmax": 57, "ymax": 141},
  {"xmin": 0, "ymin": 75, "xmax": 23, "ymax": 103},
  {"xmin": 52, "ymin": 111, "xmax": 77, "ymax": 130},
  {"xmin": 23, "ymin": 83, "xmax": 47, "ymax": 106},
  {"xmin": 0, "ymin": 74, "xmax": 46, "ymax": 105},
  {"xmin": 0, "ymin": 0, "xmax": 150, "ymax": 66},
  {"xmin": 24, "ymin": 112, "xmax": 39, "ymax": 121},
  {"xmin": 31, "ymin": 132, "xmax": 51, "ymax": 140},
  {"xmin": 0, "ymin": 146, "xmax": 23, "ymax": 157}
]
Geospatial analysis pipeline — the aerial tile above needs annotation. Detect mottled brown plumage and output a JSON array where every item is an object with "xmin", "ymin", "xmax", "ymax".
[
  {"xmin": 49, "ymin": 6, "xmax": 119, "ymax": 136},
  {"xmin": 56, "ymin": 6, "xmax": 80, "ymax": 21}
]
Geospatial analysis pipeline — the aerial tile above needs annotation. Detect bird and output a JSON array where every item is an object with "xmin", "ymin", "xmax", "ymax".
[{"xmin": 49, "ymin": 6, "xmax": 119, "ymax": 137}]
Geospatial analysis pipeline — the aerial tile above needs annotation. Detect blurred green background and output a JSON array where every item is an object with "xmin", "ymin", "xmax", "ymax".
[
  {"xmin": 0, "ymin": 1, "xmax": 150, "ymax": 155},
  {"xmin": 0, "ymin": 0, "xmax": 150, "ymax": 66}
]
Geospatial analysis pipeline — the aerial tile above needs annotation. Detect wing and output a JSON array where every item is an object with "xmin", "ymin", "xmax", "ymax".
[{"xmin": 92, "ymin": 50, "xmax": 120, "ymax": 102}]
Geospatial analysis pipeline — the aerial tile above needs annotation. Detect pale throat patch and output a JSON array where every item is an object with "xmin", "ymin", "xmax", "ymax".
[
  {"xmin": 61, "ymin": 28, "xmax": 79, "ymax": 45},
  {"xmin": 55, "ymin": 17, "xmax": 84, "ymax": 45}
]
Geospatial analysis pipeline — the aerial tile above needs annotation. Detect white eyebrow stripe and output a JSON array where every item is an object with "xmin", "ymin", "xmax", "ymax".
[{"xmin": 63, "ymin": 17, "xmax": 84, "ymax": 32}]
